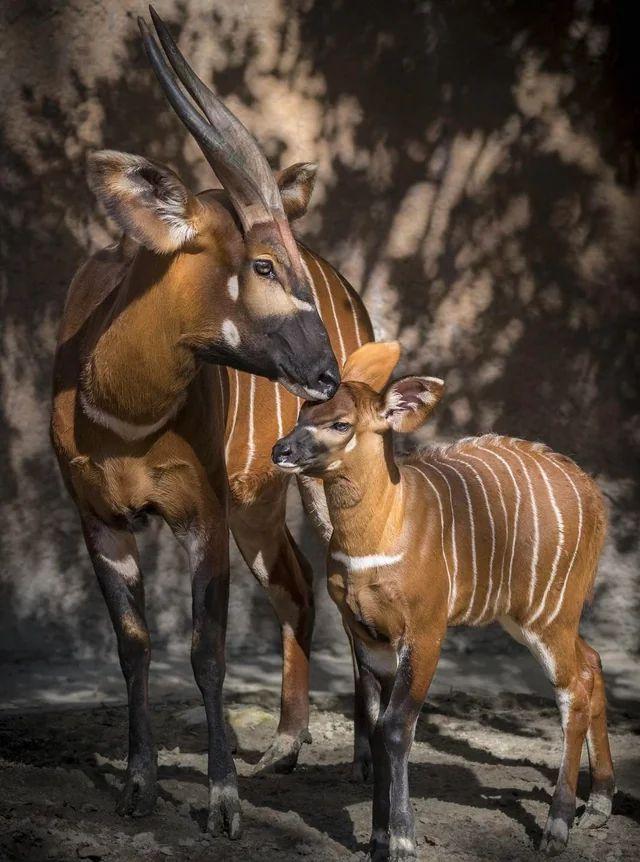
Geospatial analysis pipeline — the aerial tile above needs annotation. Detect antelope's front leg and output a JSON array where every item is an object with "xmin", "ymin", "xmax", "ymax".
[
  {"xmin": 187, "ymin": 522, "xmax": 241, "ymax": 838},
  {"xmin": 82, "ymin": 517, "xmax": 156, "ymax": 817},
  {"xmin": 381, "ymin": 632, "xmax": 444, "ymax": 861}
]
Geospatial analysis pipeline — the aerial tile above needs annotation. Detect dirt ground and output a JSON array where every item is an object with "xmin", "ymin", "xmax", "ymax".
[{"xmin": 1, "ymin": 689, "xmax": 638, "ymax": 862}]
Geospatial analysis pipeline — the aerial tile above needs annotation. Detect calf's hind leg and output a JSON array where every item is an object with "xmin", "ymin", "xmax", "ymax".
[
  {"xmin": 577, "ymin": 637, "xmax": 615, "ymax": 828},
  {"xmin": 526, "ymin": 626, "xmax": 594, "ymax": 855},
  {"xmin": 82, "ymin": 517, "xmax": 156, "ymax": 817}
]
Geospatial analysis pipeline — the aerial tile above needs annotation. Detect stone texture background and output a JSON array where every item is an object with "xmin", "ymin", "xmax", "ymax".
[{"xmin": 1, "ymin": 1, "xmax": 638, "ymax": 681}]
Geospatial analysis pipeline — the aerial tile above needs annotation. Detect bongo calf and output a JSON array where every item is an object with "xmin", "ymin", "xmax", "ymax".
[{"xmin": 272, "ymin": 342, "xmax": 615, "ymax": 860}]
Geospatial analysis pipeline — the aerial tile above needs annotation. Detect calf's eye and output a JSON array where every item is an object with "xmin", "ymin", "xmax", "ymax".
[
  {"xmin": 331, "ymin": 421, "xmax": 351, "ymax": 433},
  {"xmin": 254, "ymin": 259, "xmax": 274, "ymax": 277}
]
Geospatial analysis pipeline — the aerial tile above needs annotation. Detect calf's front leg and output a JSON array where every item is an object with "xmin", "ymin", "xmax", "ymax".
[
  {"xmin": 379, "ymin": 631, "xmax": 444, "ymax": 861},
  {"xmin": 82, "ymin": 517, "xmax": 156, "ymax": 816}
]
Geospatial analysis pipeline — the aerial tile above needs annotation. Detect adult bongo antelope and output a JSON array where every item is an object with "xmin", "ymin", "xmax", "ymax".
[
  {"xmin": 51, "ymin": 8, "xmax": 371, "ymax": 837},
  {"xmin": 273, "ymin": 342, "xmax": 615, "ymax": 860}
]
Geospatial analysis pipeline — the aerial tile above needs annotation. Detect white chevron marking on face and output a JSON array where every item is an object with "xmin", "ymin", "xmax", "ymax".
[
  {"xmin": 291, "ymin": 295, "xmax": 316, "ymax": 312},
  {"xmin": 345, "ymin": 434, "xmax": 357, "ymax": 452},
  {"xmin": 221, "ymin": 319, "xmax": 241, "ymax": 347},
  {"xmin": 331, "ymin": 550, "xmax": 403, "ymax": 571},
  {"xmin": 227, "ymin": 275, "xmax": 239, "ymax": 301}
]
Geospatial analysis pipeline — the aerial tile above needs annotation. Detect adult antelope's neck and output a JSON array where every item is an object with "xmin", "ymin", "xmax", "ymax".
[
  {"xmin": 325, "ymin": 433, "xmax": 404, "ymax": 555},
  {"xmin": 81, "ymin": 250, "xmax": 197, "ymax": 432}
]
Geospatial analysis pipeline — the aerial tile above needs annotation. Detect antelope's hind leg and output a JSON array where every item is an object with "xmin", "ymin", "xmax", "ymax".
[
  {"xmin": 231, "ymin": 477, "xmax": 314, "ymax": 774},
  {"xmin": 82, "ymin": 517, "xmax": 157, "ymax": 817}
]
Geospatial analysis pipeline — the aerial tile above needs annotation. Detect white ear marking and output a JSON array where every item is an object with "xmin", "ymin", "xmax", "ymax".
[
  {"xmin": 221, "ymin": 319, "xmax": 241, "ymax": 347},
  {"xmin": 227, "ymin": 275, "xmax": 239, "ymax": 301}
]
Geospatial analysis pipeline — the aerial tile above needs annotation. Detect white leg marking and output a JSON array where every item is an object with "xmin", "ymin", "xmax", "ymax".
[
  {"xmin": 536, "ymin": 452, "xmax": 583, "ymax": 627},
  {"xmin": 274, "ymin": 381, "xmax": 283, "ymax": 439},
  {"xmin": 251, "ymin": 550, "xmax": 272, "ymax": 587},
  {"xmin": 476, "ymin": 444, "xmax": 521, "ymax": 615},
  {"xmin": 244, "ymin": 374, "xmax": 256, "ymax": 474},
  {"xmin": 521, "ymin": 628, "xmax": 557, "ymax": 683},
  {"xmin": 500, "ymin": 441, "xmax": 539, "ymax": 608},
  {"xmin": 517, "ymin": 445, "xmax": 566, "ymax": 625},
  {"xmin": 337, "ymin": 272, "xmax": 363, "ymax": 347},
  {"xmin": 225, "ymin": 368, "xmax": 240, "ymax": 461},
  {"xmin": 407, "ymin": 465, "xmax": 454, "ymax": 615},
  {"xmin": 94, "ymin": 526, "xmax": 139, "ymax": 584},
  {"xmin": 331, "ymin": 550, "xmax": 404, "ymax": 571},
  {"xmin": 308, "ymin": 254, "xmax": 347, "ymax": 366},
  {"xmin": 422, "ymin": 461, "xmax": 458, "ymax": 616},
  {"xmin": 438, "ymin": 457, "xmax": 477, "ymax": 622},
  {"xmin": 556, "ymin": 687, "xmax": 573, "ymax": 730}
]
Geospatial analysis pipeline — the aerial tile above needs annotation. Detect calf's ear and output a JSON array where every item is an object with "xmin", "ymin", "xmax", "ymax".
[
  {"xmin": 342, "ymin": 341, "xmax": 401, "ymax": 393},
  {"xmin": 380, "ymin": 375, "xmax": 444, "ymax": 433},
  {"xmin": 87, "ymin": 150, "xmax": 202, "ymax": 253}
]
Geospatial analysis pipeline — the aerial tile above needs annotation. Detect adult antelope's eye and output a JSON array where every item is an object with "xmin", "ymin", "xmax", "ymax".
[
  {"xmin": 331, "ymin": 421, "xmax": 351, "ymax": 433},
  {"xmin": 253, "ymin": 259, "xmax": 274, "ymax": 277}
]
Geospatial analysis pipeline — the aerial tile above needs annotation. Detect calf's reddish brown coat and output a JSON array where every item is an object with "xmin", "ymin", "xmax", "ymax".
[{"xmin": 273, "ymin": 342, "xmax": 614, "ymax": 861}]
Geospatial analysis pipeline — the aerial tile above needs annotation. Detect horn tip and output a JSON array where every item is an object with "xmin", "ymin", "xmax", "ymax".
[{"xmin": 137, "ymin": 16, "xmax": 149, "ymax": 35}]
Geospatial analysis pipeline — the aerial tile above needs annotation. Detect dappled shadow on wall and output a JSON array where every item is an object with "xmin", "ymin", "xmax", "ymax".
[{"xmin": 0, "ymin": 0, "xmax": 637, "ymax": 656}]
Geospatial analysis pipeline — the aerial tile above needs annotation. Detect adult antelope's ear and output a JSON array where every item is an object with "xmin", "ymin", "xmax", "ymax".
[
  {"xmin": 276, "ymin": 162, "xmax": 318, "ymax": 221},
  {"xmin": 342, "ymin": 342, "xmax": 401, "ymax": 393},
  {"xmin": 381, "ymin": 376, "xmax": 444, "ymax": 433},
  {"xmin": 87, "ymin": 150, "xmax": 202, "ymax": 254}
]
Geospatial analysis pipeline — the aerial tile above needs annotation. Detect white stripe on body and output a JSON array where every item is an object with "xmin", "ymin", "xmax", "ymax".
[
  {"xmin": 80, "ymin": 390, "xmax": 185, "ymax": 442},
  {"xmin": 407, "ymin": 465, "xmax": 454, "ymax": 616},
  {"xmin": 274, "ymin": 382, "xmax": 283, "ymax": 439},
  {"xmin": 331, "ymin": 550, "xmax": 404, "ymax": 571},
  {"xmin": 500, "ymin": 441, "xmax": 540, "ymax": 608},
  {"xmin": 225, "ymin": 368, "xmax": 240, "ymax": 461},
  {"xmin": 421, "ymin": 461, "xmax": 459, "ymax": 617},
  {"xmin": 476, "ymin": 443, "xmax": 522, "ymax": 616},
  {"xmin": 300, "ymin": 256, "xmax": 321, "ymax": 312},
  {"xmin": 244, "ymin": 374, "xmax": 256, "ymax": 474},
  {"xmin": 336, "ymin": 272, "xmax": 363, "ymax": 347},
  {"xmin": 437, "ymin": 457, "xmax": 478, "ymax": 623},
  {"xmin": 459, "ymin": 449, "xmax": 509, "ymax": 619},
  {"xmin": 308, "ymin": 254, "xmax": 347, "ymax": 366},
  {"xmin": 531, "ymin": 452, "xmax": 583, "ymax": 627},
  {"xmin": 515, "ymin": 443, "xmax": 566, "ymax": 626}
]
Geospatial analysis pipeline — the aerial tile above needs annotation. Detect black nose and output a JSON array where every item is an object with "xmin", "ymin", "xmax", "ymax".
[
  {"xmin": 316, "ymin": 368, "xmax": 340, "ymax": 399},
  {"xmin": 272, "ymin": 440, "xmax": 292, "ymax": 465}
]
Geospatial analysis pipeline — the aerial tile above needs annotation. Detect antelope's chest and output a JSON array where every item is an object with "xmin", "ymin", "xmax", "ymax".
[{"xmin": 327, "ymin": 564, "xmax": 404, "ymax": 646}]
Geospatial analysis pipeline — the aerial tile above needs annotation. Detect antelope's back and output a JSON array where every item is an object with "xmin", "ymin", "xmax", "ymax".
[{"xmin": 224, "ymin": 247, "xmax": 374, "ymax": 504}]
